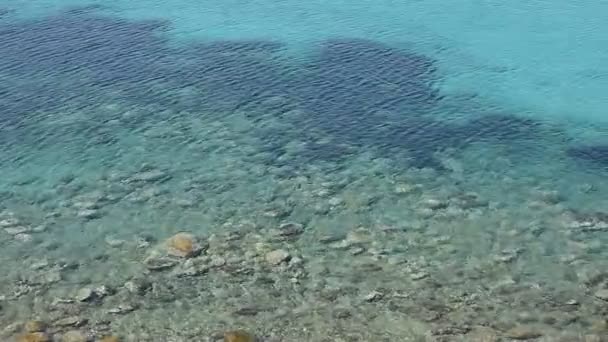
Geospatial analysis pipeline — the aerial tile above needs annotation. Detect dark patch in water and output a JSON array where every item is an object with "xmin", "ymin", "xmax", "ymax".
[
  {"xmin": 460, "ymin": 114, "xmax": 544, "ymax": 142},
  {"xmin": 0, "ymin": 9, "xmax": 174, "ymax": 127},
  {"xmin": 291, "ymin": 38, "xmax": 439, "ymax": 124},
  {"xmin": 0, "ymin": 9, "xmax": 563, "ymax": 172},
  {"xmin": 567, "ymin": 145, "xmax": 608, "ymax": 169},
  {"xmin": 171, "ymin": 40, "xmax": 288, "ymax": 112},
  {"xmin": 277, "ymin": 38, "xmax": 445, "ymax": 168},
  {"xmin": 0, "ymin": 12, "xmax": 170, "ymax": 83}
]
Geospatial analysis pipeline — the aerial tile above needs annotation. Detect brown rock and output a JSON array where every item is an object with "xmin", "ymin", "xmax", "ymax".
[
  {"xmin": 591, "ymin": 319, "xmax": 608, "ymax": 333},
  {"xmin": 24, "ymin": 320, "xmax": 46, "ymax": 333},
  {"xmin": 165, "ymin": 232, "xmax": 202, "ymax": 258},
  {"xmin": 16, "ymin": 332, "xmax": 51, "ymax": 342},
  {"xmin": 224, "ymin": 330, "xmax": 255, "ymax": 342},
  {"xmin": 98, "ymin": 336, "xmax": 120, "ymax": 342}
]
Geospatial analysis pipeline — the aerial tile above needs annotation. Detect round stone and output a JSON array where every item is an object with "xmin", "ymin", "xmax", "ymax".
[
  {"xmin": 165, "ymin": 232, "xmax": 202, "ymax": 258},
  {"xmin": 265, "ymin": 249, "xmax": 290, "ymax": 266},
  {"xmin": 594, "ymin": 289, "xmax": 608, "ymax": 301}
]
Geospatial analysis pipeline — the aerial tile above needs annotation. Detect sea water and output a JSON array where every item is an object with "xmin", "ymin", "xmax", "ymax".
[{"xmin": 0, "ymin": 0, "xmax": 607, "ymax": 341}]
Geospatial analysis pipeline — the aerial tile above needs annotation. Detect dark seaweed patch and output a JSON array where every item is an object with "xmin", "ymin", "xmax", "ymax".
[
  {"xmin": 567, "ymin": 145, "xmax": 608, "ymax": 169},
  {"xmin": 0, "ymin": 9, "xmax": 570, "ymax": 172}
]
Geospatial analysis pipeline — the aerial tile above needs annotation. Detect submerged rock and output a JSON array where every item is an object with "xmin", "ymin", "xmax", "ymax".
[
  {"xmin": 77, "ymin": 209, "xmax": 102, "ymax": 220},
  {"xmin": 363, "ymin": 290, "xmax": 384, "ymax": 302},
  {"xmin": 4, "ymin": 226, "xmax": 31, "ymax": 235},
  {"xmin": 504, "ymin": 326, "xmax": 543, "ymax": 340},
  {"xmin": 269, "ymin": 222, "xmax": 304, "ymax": 240},
  {"xmin": 130, "ymin": 170, "xmax": 170, "ymax": 183},
  {"xmin": 265, "ymin": 249, "xmax": 290, "ymax": 265},
  {"xmin": 75, "ymin": 288, "xmax": 94, "ymax": 302},
  {"xmin": 107, "ymin": 303, "xmax": 136, "ymax": 315},
  {"xmin": 61, "ymin": 330, "xmax": 87, "ymax": 342},
  {"xmin": 99, "ymin": 336, "xmax": 120, "ymax": 342},
  {"xmin": 16, "ymin": 332, "xmax": 51, "ymax": 342},
  {"xmin": 0, "ymin": 217, "xmax": 20, "ymax": 227},
  {"xmin": 54, "ymin": 316, "xmax": 87, "ymax": 328},
  {"xmin": 594, "ymin": 289, "xmax": 608, "ymax": 301},
  {"xmin": 14, "ymin": 233, "xmax": 33, "ymax": 242},
  {"xmin": 124, "ymin": 278, "xmax": 152, "ymax": 295},
  {"xmin": 224, "ymin": 330, "xmax": 255, "ymax": 342},
  {"xmin": 144, "ymin": 255, "xmax": 178, "ymax": 271},
  {"xmin": 420, "ymin": 198, "xmax": 448, "ymax": 210},
  {"xmin": 24, "ymin": 320, "xmax": 47, "ymax": 333},
  {"xmin": 165, "ymin": 232, "xmax": 203, "ymax": 258}
]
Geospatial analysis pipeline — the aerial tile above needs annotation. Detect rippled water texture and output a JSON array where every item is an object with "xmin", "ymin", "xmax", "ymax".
[{"xmin": 0, "ymin": 1, "xmax": 607, "ymax": 341}]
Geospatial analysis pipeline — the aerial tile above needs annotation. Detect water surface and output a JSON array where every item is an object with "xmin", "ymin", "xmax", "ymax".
[{"xmin": 0, "ymin": 1, "xmax": 607, "ymax": 341}]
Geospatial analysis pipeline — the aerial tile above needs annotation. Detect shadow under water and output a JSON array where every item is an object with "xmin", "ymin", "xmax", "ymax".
[{"xmin": 0, "ymin": 6, "xmax": 604, "ymax": 173}]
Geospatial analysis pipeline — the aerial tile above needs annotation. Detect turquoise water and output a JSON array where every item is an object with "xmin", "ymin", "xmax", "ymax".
[{"xmin": 1, "ymin": 0, "xmax": 607, "ymax": 341}]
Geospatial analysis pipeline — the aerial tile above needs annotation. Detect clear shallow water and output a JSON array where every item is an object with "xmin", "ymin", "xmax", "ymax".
[{"xmin": 0, "ymin": 1, "xmax": 607, "ymax": 341}]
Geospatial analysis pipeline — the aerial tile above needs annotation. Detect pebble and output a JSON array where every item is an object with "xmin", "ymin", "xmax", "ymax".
[
  {"xmin": 504, "ymin": 326, "xmax": 543, "ymax": 340},
  {"xmin": 30, "ymin": 259, "xmax": 49, "ymax": 270},
  {"xmin": 350, "ymin": 247, "xmax": 365, "ymax": 256},
  {"xmin": 233, "ymin": 306, "xmax": 261, "ymax": 316},
  {"xmin": 107, "ymin": 304, "xmax": 136, "ymax": 314},
  {"xmin": 32, "ymin": 225, "xmax": 48, "ymax": 233},
  {"xmin": 270, "ymin": 222, "xmax": 304, "ymax": 239},
  {"xmin": 144, "ymin": 255, "xmax": 178, "ymax": 271},
  {"xmin": 594, "ymin": 289, "xmax": 608, "ymax": 301},
  {"xmin": 411, "ymin": 272, "xmax": 429, "ymax": 280},
  {"xmin": 43, "ymin": 270, "xmax": 62, "ymax": 284},
  {"xmin": 4, "ymin": 226, "xmax": 31, "ymax": 235},
  {"xmin": 328, "ymin": 197, "xmax": 343, "ymax": 206},
  {"xmin": 124, "ymin": 279, "xmax": 152, "ymax": 295},
  {"xmin": 265, "ymin": 249, "xmax": 290, "ymax": 266},
  {"xmin": 75, "ymin": 288, "xmax": 94, "ymax": 302},
  {"xmin": 0, "ymin": 217, "xmax": 20, "ymax": 227},
  {"xmin": 94, "ymin": 285, "xmax": 111, "ymax": 298},
  {"xmin": 54, "ymin": 316, "xmax": 87, "ymax": 328},
  {"xmin": 62, "ymin": 330, "xmax": 87, "ymax": 342},
  {"xmin": 165, "ymin": 232, "xmax": 203, "ymax": 258},
  {"xmin": 394, "ymin": 183, "xmax": 417, "ymax": 194},
  {"xmin": 77, "ymin": 209, "xmax": 101, "ymax": 220},
  {"xmin": 421, "ymin": 198, "xmax": 448, "ymax": 210},
  {"xmin": 131, "ymin": 170, "xmax": 169, "ymax": 182},
  {"xmin": 224, "ymin": 330, "xmax": 255, "ymax": 342},
  {"xmin": 14, "ymin": 233, "xmax": 33, "ymax": 242},
  {"xmin": 346, "ymin": 229, "xmax": 372, "ymax": 244},
  {"xmin": 104, "ymin": 236, "xmax": 125, "ymax": 247},
  {"xmin": 364, "ymin": 290, "xmax": 384, "ymax": 302},
  {"xmin": 329, "ymin": 239, "xmax": 352, "ymax": 250},
  {"xmin": 210, "ymin": 256, "xmax": 227, "ymax": 268},
  {"xmin": 318, "ymin": 233, "xmax": 345, "ymax": 244},
  {"xmin": 72, "ymin": 201, "xmax": 99, "ymax": 210},
  {"xmin": 466, "ymin": 327, "xmax": 498, "ymax": 342}
]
